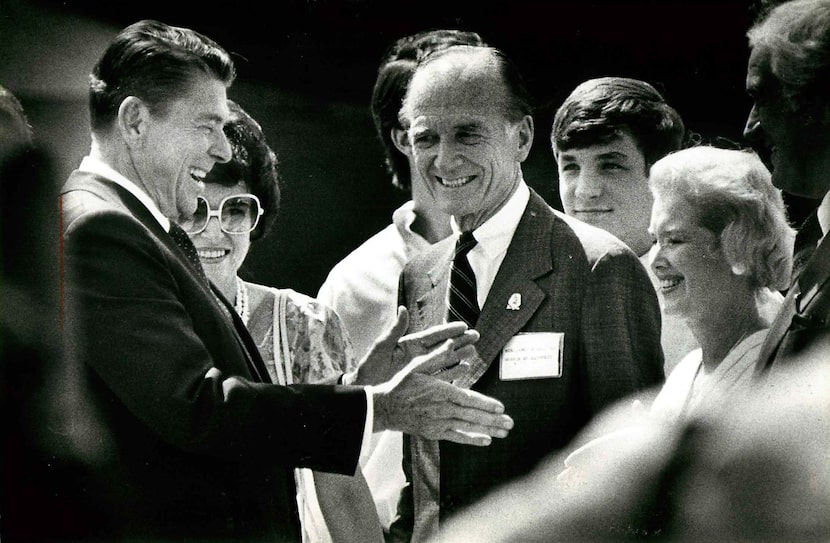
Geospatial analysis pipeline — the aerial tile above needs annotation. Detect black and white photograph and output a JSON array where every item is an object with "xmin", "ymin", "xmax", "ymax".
[{"xmin": 2, "ymin": 1, "xmax": 829, "ymax": 541}]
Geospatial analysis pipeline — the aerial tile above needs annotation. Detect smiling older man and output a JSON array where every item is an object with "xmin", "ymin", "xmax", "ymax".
[{"xmin": 389, "ymin": 45, "xmax": 664, "ymax": 543}]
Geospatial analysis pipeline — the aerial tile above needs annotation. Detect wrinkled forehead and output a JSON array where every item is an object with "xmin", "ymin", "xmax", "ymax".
[
  {"xmin": 404, "ymin": 52, "xmax": 510, "ymax": 122},
  {"xmin": 407, "ymin": 111, "xmax": 506, "ymax": 137}
]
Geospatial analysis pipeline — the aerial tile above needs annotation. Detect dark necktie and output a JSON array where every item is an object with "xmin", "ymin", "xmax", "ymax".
[
  {"xmin": 448, "ymin": 231, "xmax": 480, "ymax": 328},
  {"xmin": 168, "ymin": 222, "xmax": 260, "ymax": 377},
  {"xmin": 168, "ymin": 222, "xmax": 207, "ymax": 283}
]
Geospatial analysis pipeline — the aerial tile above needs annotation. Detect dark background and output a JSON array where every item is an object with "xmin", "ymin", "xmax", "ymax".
[{"xmin": 4, "ymin": 0, "xmax": 796, "ymax": 296}]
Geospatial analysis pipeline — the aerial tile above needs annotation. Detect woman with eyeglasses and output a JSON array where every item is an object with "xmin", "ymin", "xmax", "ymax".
[{"xmin": 182, "ymin": 101, "xmax": 385, "ymax": 543}]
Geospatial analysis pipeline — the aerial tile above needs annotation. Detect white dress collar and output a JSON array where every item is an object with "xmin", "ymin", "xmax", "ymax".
[{"xmin": 78, "ymin": 155, "xmax": 171, "ymax": 231}]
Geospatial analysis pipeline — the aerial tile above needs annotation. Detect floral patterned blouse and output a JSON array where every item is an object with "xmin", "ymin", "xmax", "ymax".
[{"xmin": 243, "ymin": 281, "xmax": 358, "ymax": 385}]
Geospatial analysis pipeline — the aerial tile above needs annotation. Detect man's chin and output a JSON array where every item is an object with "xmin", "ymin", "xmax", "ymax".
[{"xmin": 770, "ymin": 164, "xmax": 826, "ymax": 199}]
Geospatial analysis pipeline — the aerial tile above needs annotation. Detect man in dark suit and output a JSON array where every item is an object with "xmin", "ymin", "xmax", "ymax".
[
  {"xmin": 745, "ymin": 0, "xmax": 830, "ymax": 374},
  {"xmin": 59, "ymin": 20, "xmax": 513, "ymax": 543},
  {"xmin": 389, "ymin": 45, "xmax": 664, "ymax": 542}
]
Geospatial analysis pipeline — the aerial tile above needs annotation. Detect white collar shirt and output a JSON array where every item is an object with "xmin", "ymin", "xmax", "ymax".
[
  {"xmin": 392, "ymin": 200, "xmax": 432, "ymax": 258},
  {"xmin": 817, "ymin": 190, "xmax": 830, "ymax": 240},
  {"xmin": 450, "ymin": 179, "xmax": 530, "ymax": 309},
  {"xmin": 78, "ymin": 155, "xmax": 171, "ymax": 232}
]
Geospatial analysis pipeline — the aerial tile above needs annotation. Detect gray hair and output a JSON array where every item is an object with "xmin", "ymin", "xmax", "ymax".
[{"xmin": 748, "ymin": 0, "xmax": 830, "ymax": 123}]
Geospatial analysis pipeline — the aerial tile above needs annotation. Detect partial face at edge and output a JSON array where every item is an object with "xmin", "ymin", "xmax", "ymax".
[{"xmin": 743, "ymin": 46, "xmax": 830, "ymax": 198}]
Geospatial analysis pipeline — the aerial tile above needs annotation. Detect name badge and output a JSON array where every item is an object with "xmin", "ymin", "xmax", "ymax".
[{"xmin": 500, "ymin": 332, "xmax": 564, "ymax": 380}]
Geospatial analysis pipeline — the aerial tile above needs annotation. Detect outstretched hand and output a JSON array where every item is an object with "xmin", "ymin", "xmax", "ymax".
[
  {"xmin": 371, "ymin": 366, "xmax": 514, "ymax": 446},
  {"xmin": 351, "ymin": 306, "xmax": 479, "ymax": 386}
]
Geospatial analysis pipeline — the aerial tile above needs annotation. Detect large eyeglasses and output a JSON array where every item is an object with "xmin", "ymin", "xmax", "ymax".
[{"xmin": 181, "ymin": 194, "xmax": 264, "ymax": 235}]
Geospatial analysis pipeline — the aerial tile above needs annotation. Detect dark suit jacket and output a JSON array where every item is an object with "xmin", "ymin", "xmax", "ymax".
[
  {"xmin": 391, "ymin": 189, "xmax": 664, "ymax": 542},
  {"xmin": 756, "ymin": 221, "xmax": 830, "ymax": 374},
  {"xmin": 59, "ymin": 170, "xmax": 367, "ymax": 542},
  {"xmin": 791, "ymin": 211, "xmax": 823, "ymax": 285}
]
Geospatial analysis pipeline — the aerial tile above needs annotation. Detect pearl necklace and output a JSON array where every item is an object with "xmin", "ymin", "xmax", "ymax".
[{"xmin": 234, "ymin": 276, "xmax": 250, "ymax": 326}]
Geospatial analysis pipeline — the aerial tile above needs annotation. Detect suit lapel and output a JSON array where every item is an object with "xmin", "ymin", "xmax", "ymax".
[
  {"xmin": 791, "ymin": 211, "xmax": 822, "ymax": 286},
  {"xmin": 755, "ymin": 285, "xmax": 799, "ymax": 375},
  {"xmin": 210, "ymin": 283, "xmax": 270, "ymax": 383},
  {"xmin": 64, "ymin": 172, "xmax": 179, "ymax": 259},
  {"xmin": 795, "ymin": 232, "xmax": 830, "ymax": 313},
  {"xmin": 78, "ymin": 178, "xmax": 211, "ymax": 292},
  {"xmin": 63, "ymin": 172, "xmax": 270, "ymax": 383},
  {"xmin": 756, "ymin": 231, "xmax": 830, "ymax": 375},
  {"xmin": 466, "ymin": 192, "xmax": 553, "ymax": 384}
]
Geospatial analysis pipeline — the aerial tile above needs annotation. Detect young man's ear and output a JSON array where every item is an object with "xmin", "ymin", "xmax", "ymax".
[
  {"xmin": 391, "ymin": 127, "xmax": 411, "ymax": 155},
  {"xmin": 117, "ymin": 96, "xmax": 150, "ymax": 145}
]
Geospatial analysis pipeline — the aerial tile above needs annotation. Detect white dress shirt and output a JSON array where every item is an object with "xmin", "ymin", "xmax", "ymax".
[
  {"xmin": 317, "ymin": 199, "xmax": 429, "ymax": 530},
  {"xmin": 451, "ymin": 180, "xmax": 530, "ymax": 308},
  {"xmin": 817, "ymin": 190, "xmax": 830, "ymax": 240}
]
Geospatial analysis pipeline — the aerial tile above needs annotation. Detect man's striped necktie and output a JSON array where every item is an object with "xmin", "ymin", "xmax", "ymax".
[{"xmin": 448, "ymin": 230, "xmax": 480, "ymax": 328}]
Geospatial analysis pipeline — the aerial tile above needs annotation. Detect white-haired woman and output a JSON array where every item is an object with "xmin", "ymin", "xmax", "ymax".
[
  {"xmin": 648, "ymin": 146, "xmax": 795, "ymax": 420},
  {"xmin": 557, "ymin": 146, "xmax": 797, "ymax": 529}
]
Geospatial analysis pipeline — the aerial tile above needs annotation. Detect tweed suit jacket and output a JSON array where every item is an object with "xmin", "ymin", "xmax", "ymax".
[
  {"xmin": 59, "ymin": 170, "xmax": 367, "ymax": 542},
  {"xmin": 390, "ymin": 189, "xmax": 664, "ymax": 542}
]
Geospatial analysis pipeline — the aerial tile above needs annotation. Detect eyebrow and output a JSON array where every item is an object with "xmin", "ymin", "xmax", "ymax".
[
  {"xmin": 559, "ymin": 150, "xmax": 630, "ymax": 161},
  {"xmin": 747, "ymin": 68, "xmax": 779, "ymax": 97},
  {"xmin": 197, "ymin": 113, "xmax": 227, "ymax": 125},
  {"xmin": 409, "ymin": 125, "xmax": 433, "ymax": 135},
  {"xmin": 455, "ymin": 122, "xmax": 485, "ymax": 132},
  {"xmin": 597, "ymin": 151, "xmax": 630, "ymax": 160},
  {"xmin": 655, "ymin": 227, "xmax": 688, "ymax": 237},
  {"xmin": 745, "ymin": 76, "xmax": 761, "ymax": 95}
]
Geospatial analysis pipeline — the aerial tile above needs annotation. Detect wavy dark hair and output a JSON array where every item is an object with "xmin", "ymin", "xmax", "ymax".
[
  {"xmin": 204, "ymin": 100, "xmax": 280, "ymax": 241},
  {"xmin": 551, "ymin": 77, "xmax": 685, "ymax": 170},
  {"xmin": 89, "ymin": 19, "xmax": 235, "ymax": 133}
]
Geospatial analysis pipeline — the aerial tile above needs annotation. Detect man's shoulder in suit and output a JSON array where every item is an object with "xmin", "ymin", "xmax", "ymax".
[
  {"xmin": 60, "ymin": 171, "xmax": 135, "ymax": 234},
  {"xmin": 552, "ymin": 207, "xmax": 641, "ymax": 265},
  {"xmin": 401, "ymin": 191, "xmax": 641, "ymax": 279}
]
